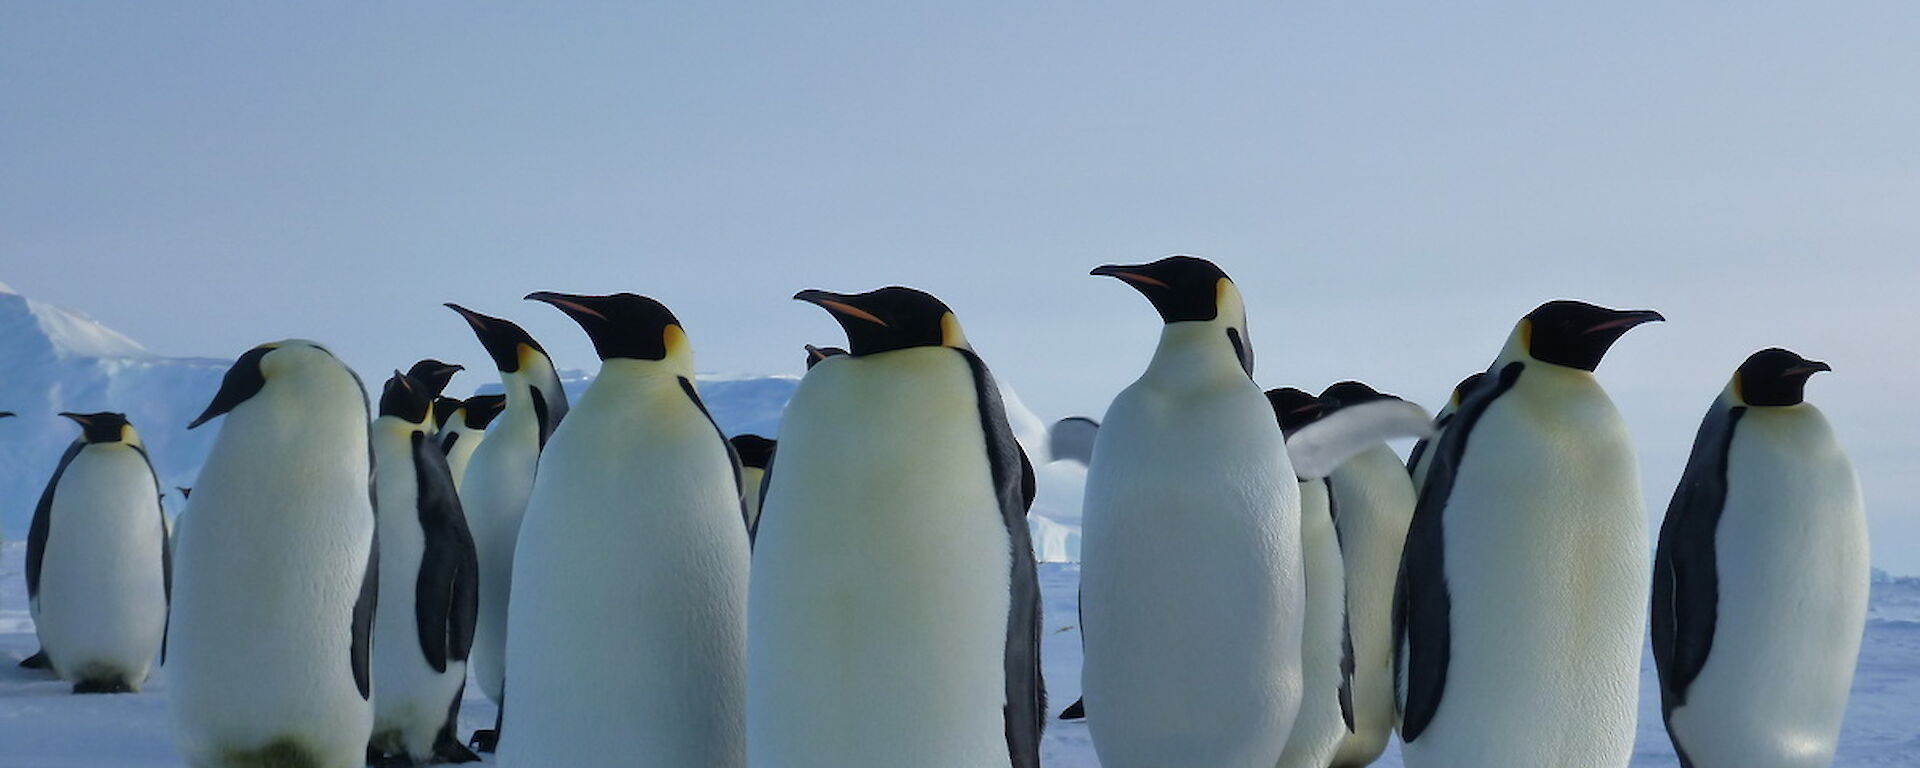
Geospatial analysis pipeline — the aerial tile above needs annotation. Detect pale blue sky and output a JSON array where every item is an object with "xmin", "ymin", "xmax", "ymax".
[{"xmin": 4, "ymin": 4, "xmax": 1916, "ymax": 567}]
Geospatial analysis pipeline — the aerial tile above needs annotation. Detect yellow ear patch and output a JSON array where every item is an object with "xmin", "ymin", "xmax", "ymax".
[
  {"xmin": 1519, "ymin": 318, "xmax": 1534, "ymax": 351},
  {"xmin": 119, "ymin": 424, "xmax": 135, "ymax": 444},
  {"xmin": 517, "ymin": 343, "xmax": 541, "ymax": 371},
  {"xmin": 940, "ymin": 313, "xmax": 970, "ymax": 349},
  {"xmin": 663, "ymin": 324, "xmax": 691, "ymax": 360},
  {"xmin": 1731, "ymin": 372, "xmax": 1745, "ymax": 404}
]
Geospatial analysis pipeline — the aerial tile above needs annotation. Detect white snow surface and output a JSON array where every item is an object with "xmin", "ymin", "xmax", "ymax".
[{"xmin": 3, "ymin": 543, "xmax": 1919, "ymax": 766}]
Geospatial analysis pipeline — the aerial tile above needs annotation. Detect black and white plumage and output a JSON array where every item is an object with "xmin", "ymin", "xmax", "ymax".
[{"xmin": 1653, "ymin": 348, "xmax": 1866, "ymax": 768}]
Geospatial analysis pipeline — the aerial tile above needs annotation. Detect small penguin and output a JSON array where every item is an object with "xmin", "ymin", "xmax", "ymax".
[
  {"xmin": 501, "ymin": 292, "xmax": 749, "ymax": 767},
  {"xmin": 749, "ymin": 287, "xmax": 1043, "ymax": 768},
  {"xmin": 1653, "ymin": 348, "xmax": 1866, "ymax": 768},
  {"xmin": 437, "ymin": 394, "xmax": 506, "ymax": 493},
  {"xmin": 1315, "ymin": 381, "xmax": 1423, "ymax": 768},
  {"xmin": 369, "ymin": 372, "xmax": 482, "ymax": 766},
  {"xmin": 729, "ymin": 434, "xmax": 775, "ymax": 536},
  {"xmin": 445, "ymin": 304, "xmax": 569, "ymax": 752},
  {"xmin": 1396, "ymin": 301, "xmax": 1662, "ymax": 767},
  {"xmin": 803, "ymin": 343, "xmax": 846, "ymax": 369},
  {"xmin": 168, "ymin": 341, "xmax": 377, "ymax": 768},
  {"xmin": 1080, "ymin": 256, "xmax": 1302, "ymax": 768},
  {"xmin": 1405, "ymin": 372, "xmax": 1486, "ymax": 489},
  {"xmin": 25, "ymin": 411, "xmax": 170, "ymax": 693}
]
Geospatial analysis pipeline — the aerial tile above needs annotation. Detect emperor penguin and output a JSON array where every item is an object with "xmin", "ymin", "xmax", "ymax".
[
  {"xmin": 1315, "ymin": 381, "xmax": 1423, "ymax": 768},
  {"xmin": 168, "ymin": 340, "xmax": 378, "ymax": 768},
  {"xmin": 437, "ymin": 394, "xmax": 506, "ymax": 492},
  {"xmin": 445, "ymin": 303, "xmax": 569, "ymax": 751},
  {"xmin": 368, "ymin": 372, "xmax": 482, "ymax": 766},
  {"xmin": 1405, "ymin": 372, "xmax": 1485, "ymax": 489},
  {"xmin": 1653, "ymin": 348, "xmax": 1866, "ymax": 768},
  {"xmin": 25, "ymin": 411, "xmax": 170, "ymax": 693},
  {"xmin": 729, "ymin": 434, "xmax": 775, "ymax": 535},
  {"xmin": 1267, "ymin": 386, "xmax": 1434, "ymax": 768},
  {"xmin": 1395, "ymin": 300, "xmax": 1663, "ymax": 767},
  {"xmin": 749, "ymin": 286, "xmax": 1043, "ymax": 768},
  {"xmin": 500, "ymin": 291, "xmax": 750, "ymax": 767},
  {"xmin": 1080, "ymin": 256, "xmax": 1301, "ymax": 768},
  {"xmin": 803, "ymin": 343, "xmax": 846, "ymax": 369}
]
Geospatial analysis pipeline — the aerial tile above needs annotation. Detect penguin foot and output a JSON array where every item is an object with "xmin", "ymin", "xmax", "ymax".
[
  {"xmin": 1059, "ymin": 697, "xmax": 1086, "ymax": 721},
  {"xmin": 467, "ymin": 729, "xmax": 499, "ymax": 754},
  {"xmin": 18, "ymin": 650, "xmax": 51, "ymax": 670},
  {"xmin": 71, "ymin": 679, "xmax": 133, "ymax": 694},
  {"xmin": 433, "ymin": 731, "xmax": 482, "ymax": 763}
]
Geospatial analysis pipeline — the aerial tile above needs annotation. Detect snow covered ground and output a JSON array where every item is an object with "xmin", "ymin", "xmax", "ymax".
[{"xmin": 2, "ymin": 542, "xmax": 1917, "ymax": 767}]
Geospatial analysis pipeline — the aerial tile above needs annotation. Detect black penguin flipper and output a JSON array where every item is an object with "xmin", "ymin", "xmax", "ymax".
[
  {"xmin": 135, "ymin": 446, "xmax": 172, "ymax": 663},
  {"xmin": 1018, "ymin": 445, "xmax": 1037, "ymax": 513},
  {"xmin": 412, "ymin": 431, "xmax": 480, "ymax": 672},
  {"xmin": 1338, "ymin": 606, "xmax": 1357, "ymax": 733},
  {"xmin": 26, "ymin": 442, "xmax": 85, "ymax": 603},
  {"xmin": 351, "ymin": 532, "xmax": 379, "ymax": 700},
  {"xmin": 750, "ymin": 447, "xmax": 774, "ymax": 547},
  {"xmin": 677, "ymin": 377, "xmax": 750, "ymax": 530},
  {"xmin": 1652, "ymin": 404, "xmax": 1742, "ymax": 724},
  {"xmin": 1397, "ymin": 361, "xmax": 1521, "ymax": 742},
  {"xmin": 1059, "ymin": 697, "xmax": 1085, "ymax": 720},
  {"xmin": 957, "ymin": 349, "xmax": 1045, "ymax": 768}
]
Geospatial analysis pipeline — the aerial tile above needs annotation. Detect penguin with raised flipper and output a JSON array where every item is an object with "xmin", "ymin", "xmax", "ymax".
[{"xmin": 1654, "ymin": 348, "xmax": 1866, "ymax": 768}]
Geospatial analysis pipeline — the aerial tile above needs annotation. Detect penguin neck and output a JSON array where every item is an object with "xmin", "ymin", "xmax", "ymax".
[
  {"xmin": 591, "ymin": 357, "xmax": 692, "ymax": 388},
  {"xmin": 496, "ymin": 360, "xmax": 557, "ymax": 437},
  {"xmin": 1142, "ymin": 320, "xmax": 1252, "ymax": 388},
  {"xmin": 371, "ymin": 414, "xmax": 426, "ymax": 441}
]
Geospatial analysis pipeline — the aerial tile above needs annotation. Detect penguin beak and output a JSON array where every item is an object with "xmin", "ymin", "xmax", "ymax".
[
  {"xmin": 1090, "ymin": 264, "xmax": 1169, "ymax": 289},
  {"xmin": 1582, "ymin": 309, "xmax": 1666, "ymax": 335},
  {"xmin": 57, "ymin": 412, "xmax": 93, "ymax": 428},
  {"xmin": 794, "ymin": 290, "xmax": 889, "ymax": 327},
  {"xmin": 0, "ymin": 411, "xmax": 14, "ymax": 419},
  {"xmin": 446, "ymin": 303, "xmax": 532, "ymax": 372},
  {"xmin": 803, "ymin": 343, "xmax": 846, "ymax": 369},
  {"xmin": 190, "ymin": 346, "xmax": 273, "ymax": 430},
  {"xmin": 1784, "ymin": 360, "xmax": 1833, "ymax": 377},
  {"xmin": 525, "ymin": 291, "xmax": 609, "ymax": 322}
]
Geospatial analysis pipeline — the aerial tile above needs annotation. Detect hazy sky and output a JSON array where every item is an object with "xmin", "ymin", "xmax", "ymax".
[{"xmin": 4, "ymin": 4, "xmax": 1917, "ymax": 566}]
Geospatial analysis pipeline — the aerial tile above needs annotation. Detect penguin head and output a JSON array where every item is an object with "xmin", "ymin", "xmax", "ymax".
[
  {"xmin": 804, "ymin": 344, "xmax": 848, "ymax": 369},
  {"xmin": 446, "ymin": 304, "xmax": 551, "ymax": 374},
  {"xmin": 189, "ymin": 341, "xmax": 349, "ymax": 429},
  {"xmin": 527, "ymin": 292, "xmax": 691, "ymax": 373},
  {"xmin": 1265, "ymin": 387, "xmax": 1329, "ymax": 436},
  {"xmin": 1512, "ymin": 300, "xmax": 1664, "ymax": 372},
  {"xmin": 460, "ymin": 394, "xmax": 507, "ymax": 430},
  {"xmin": 1320, "ymin": 380, "xmax": 1400, "ymax": 407},
  {"xmin": 60, "ymin": 411, "xmax": 136, "ymax": 445},
  {"xmin": 794, "ymin": 287, "xmax": 969, "ymax": 356},
  {"xmin": 1448, "ymin": 371, "xmax": 1489, "ymax": 409},
  {"xmin": 378, "ymin": 371, "xmax": 436, "ymax": 425},
  {"xmin": 729, "ymin": 434, "xmax": 776, "ymax": 469},
  {"xmin": 1732, "ymin": 347, "xmax": 1830, "ymax": 407},
  {"xmin": 1093, "ymin": 256, "xmax": 1254, "ymax": 377},
  {"xmin": 432, "ymin": 396, "xmax": 463, "ymax": 431},
  {"xmin": 405, "ymin": 359, "xmax": 463, "ymax": 398}
]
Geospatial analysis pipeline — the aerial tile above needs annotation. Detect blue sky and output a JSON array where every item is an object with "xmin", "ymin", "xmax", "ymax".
[{"xmin": 3, "ymin": 3, "xmax": 1916, "ymax": 567}]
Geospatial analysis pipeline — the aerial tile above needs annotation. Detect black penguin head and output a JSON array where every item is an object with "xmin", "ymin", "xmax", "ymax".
[
  {"xmin": 378, "ymin": 371, "xmax": 435, "ymax": 424},
  {"xmin": 460, "ymin": 394, "xmax": 507, "ymax": 430},
  {"xmin": 729, "ymin": 434, "xmax": 776, "ymax": 469},
  {"xmin": 1734, "ymin": 348, "xmax": 1830, "ymax": 407},
  {"xmin": 446, "ymin": 303, "xmax": 548, "ymax": 373},
  {"xmin": 804, "ymin": 344, "xmax": 848, "ymax": 369},
  {"xmin": 1091, "ymin": 256, "xmax": 1237, "ymax": 324},
  {"xmin": 526, "ymin": 292, "xmax": 688, "ymax": 366},
  {"xmin": 189, "ymin": 341, "xmax": 351, "ymax": 430},
  {"xmin": 1518, "ymin": 300, "xmax": 1664, "ymax": 372},
  {"xmin": 1265, "ymin": 387, "xmax": 1329, "ymax": 436},
  {"xmin": 405, "ymin": 359, "xmax": 463, "ymax": 398},
  {"xmin": 1320, "ymin": 380, "xmax": 1402, "ymax": 407},
  {"xmin": 431, "ymin": 396, "xmax": 462, "ymax": 430},
  {"xmin": 794, "ymin": 287, "xmax": 968, "ymax": 357},
  {"xmin": 60, "ymin": 412, "xmax": 133, "ymax": 444}
]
